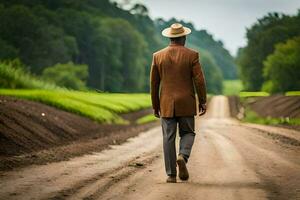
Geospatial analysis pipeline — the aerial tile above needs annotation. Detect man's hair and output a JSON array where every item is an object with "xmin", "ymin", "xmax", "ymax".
[{"xmin": 170, "ymin": 36, "xmax": 185, "ymax": 43}]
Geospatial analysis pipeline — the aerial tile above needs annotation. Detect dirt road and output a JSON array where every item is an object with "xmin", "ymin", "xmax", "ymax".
[{"xmin": 1, "ymin": 96, "xmax": 300, "ymax": 200}]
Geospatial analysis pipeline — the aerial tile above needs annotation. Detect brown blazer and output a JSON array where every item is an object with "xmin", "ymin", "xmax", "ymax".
[{"xmin": 150, "ymin": 43, "xmax": 207, "ymax": 117}]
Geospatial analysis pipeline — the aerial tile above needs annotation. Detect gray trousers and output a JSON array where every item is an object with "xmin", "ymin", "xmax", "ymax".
[{"xmin": 161, "ymin": 116, "xmax": 195, "ymax": 176}]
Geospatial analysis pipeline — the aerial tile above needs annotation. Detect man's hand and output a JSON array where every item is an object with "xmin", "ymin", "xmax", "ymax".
[
  {"xmin": 199, "ymin": 103, "xmax": 207, "ymax": 116},
  {"xmin": 154, "ymin": 109, "xmax": 160, "ymax": 118}
]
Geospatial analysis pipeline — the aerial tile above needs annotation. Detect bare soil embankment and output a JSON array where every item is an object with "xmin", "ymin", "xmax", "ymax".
[
  {"xmin": 228, "ymin": 95, "xmax": 300, "ymax": 130},
  {"xmin": 0, "ymin": 96, "xmax": 156, "ymax": 171},
  {"xmin": 247, "ymin": 95, "xmax": 300, "ymax": 118}
]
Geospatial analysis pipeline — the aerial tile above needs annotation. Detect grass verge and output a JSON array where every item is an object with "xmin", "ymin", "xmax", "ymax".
[
  {"xmin": 239, "ymin": 91, "xmax": 270, "ymax": 97},
  {"xmin": 136, "ymin": 114, "xmax": 158, "ymax": 124},
  {"xmin": 285, "ymin": 91, "xmax": 300, "ymax": 96}
]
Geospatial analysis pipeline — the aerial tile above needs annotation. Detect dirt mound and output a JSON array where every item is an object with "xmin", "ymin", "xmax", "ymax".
[
  {"xmin": 228, "ymin": 95, "xmax": 300, "ymax": 119},
  {"xmin": 247, "ymin": 95, "xmax": 300, "ymax": 118},
  {"xmin": 227, "ymin": 96, "xmax": 241, "ymax": 118},
  {"xmin": 227, "ymin": 95, "xmax": 300, "ymax": 131},
  {"xmin": 0, "ymin": 96, "xmax": 156, "ymax": 170}
]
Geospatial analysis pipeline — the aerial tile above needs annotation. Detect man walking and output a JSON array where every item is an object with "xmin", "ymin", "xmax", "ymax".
[{"xmin": 150, "ymin": 23, "xmax": 207, "ymax": 183}]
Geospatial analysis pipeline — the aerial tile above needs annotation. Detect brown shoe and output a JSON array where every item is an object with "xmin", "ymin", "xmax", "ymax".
[
  {"xmin": 166, "ymin": 176, "xmax": 177, "ymax": 183},
  {"xmin": 177, "ymin": 155, "xmax": 189, "ymax": 181}
]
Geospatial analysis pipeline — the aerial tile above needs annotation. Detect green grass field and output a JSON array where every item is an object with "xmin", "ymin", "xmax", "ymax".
[
  {"xmin": 221, "ymin": 80, "xmax": 299, "ymax": 97},
  {"xmin": 239, "ymin": 91, "xmax": 300, "ymax": 97},
  {"xmin": 285, "ymin": 91, "xmax": 300, "ymax": 96},
  {"xmin": 239, "ymin": 91, "xmax": 270, "ymax": 97},
  {"xmin": 136, "ymin": 114, "xmax": 158, "ymax": 124},
  {"xmin": 0, "ymin": 89, "xmax": 151, "ymax": 124},
  {"xmin": 222, "ymin": 80, "xmax": 243, "ymax": 96}
]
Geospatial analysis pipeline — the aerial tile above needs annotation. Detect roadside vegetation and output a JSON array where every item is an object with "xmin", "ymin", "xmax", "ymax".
[
  {"xmin": 239, "ymin": 91, "xmax": 270, "ymax": 97},
  {"xmin": 0, "ymin": 60, "xmax": 60, "ymax": 90},
  {"xmin": 285, "ymin": 91, "xmax": 300, "ymax": 96},
  {"xmin": 238, "ymin": 91, "xmax": 300, "ymax": 97},
  {"xmin": 136, "ymin": 114, "xmax": 158, "ymax": 124}
]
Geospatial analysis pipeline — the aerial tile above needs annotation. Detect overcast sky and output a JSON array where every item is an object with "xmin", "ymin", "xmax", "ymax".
[{"xmin": 139, "ymin": 0, "xmax": 300, "ymax": 56}]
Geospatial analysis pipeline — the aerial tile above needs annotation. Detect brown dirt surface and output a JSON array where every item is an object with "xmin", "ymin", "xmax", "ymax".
[
  {"xmin": 247, "ymin": 95, "xmax": 300, "ymax": 118},
  {"xmin": 227, "ymin": 95, "xmax": 241, "ymax": 118},
  {"xmin": 0, "ymin": 95, "xmax": 157, "ymax": 171},
  {"xmin": 1, "ymin": 96, "xmax": 299, "ymax": 200},
  {"xmin": 121, "ymin": 108, "xmax": 153, "ymax": 123}
]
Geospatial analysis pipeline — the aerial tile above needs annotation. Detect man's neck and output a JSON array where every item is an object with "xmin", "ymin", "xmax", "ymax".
[{"xmin": 170, "ymin": 42, "xmax": 185, "ymax": 46}]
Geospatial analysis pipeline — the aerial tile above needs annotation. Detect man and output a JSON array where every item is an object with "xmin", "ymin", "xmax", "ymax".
[{"xmin": 150, "ymin": 23, "xmax": 207, "ymax": 183}]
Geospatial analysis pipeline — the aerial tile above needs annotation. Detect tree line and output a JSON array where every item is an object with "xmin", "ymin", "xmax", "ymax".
[
  {"xmin": 237, "ymin": 11, "xmax": 300, "ymax": 93},
  {"xmin": 0, "ymin": 0, "xmax": 237, "ymax": 93}
]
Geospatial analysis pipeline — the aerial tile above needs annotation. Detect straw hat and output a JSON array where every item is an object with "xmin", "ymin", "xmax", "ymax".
[{"xmin": 162, "ymin": 23, "xmax": 191, "ymax": 38}]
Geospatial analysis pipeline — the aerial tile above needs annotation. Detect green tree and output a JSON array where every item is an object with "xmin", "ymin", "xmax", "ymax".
[
  {"xmin": 200, "ymin": 52, "xmax": 223, "ymax": 94},
  {"xmin": 101, "ymin": 18, "xmax": 148, "ymax": 92},
  {"xmin": 0, "ymin": 38, "xmax": 18, "ymax": 60},
  {"xmin": 0, "ymin": 4, "xmax": 78, "ymax": 73},
  {"xmin": 237, "ymin": 12, "xmax": 300, "ymax": 91},
  {"xmin": 130, "ymin": 4, "xmax": 149, "ymax": 16},
  {"xmin": 262, "ymin": 37, "xmax": 300, "ymax": 93},
  {"xmin": 57, "ymin": 9, "xmax": 106, "ymax": 89},
  {"xmin": 42, "ymin": 62, "xmax": 88, "ymax": 90}
]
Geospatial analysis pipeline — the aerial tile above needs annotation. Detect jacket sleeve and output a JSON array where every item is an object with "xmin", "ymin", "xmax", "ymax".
[
  {"xmin": 192, "ymin": 52, "xmax": 207, "ymax": 104},
  {"xmin": 150, "ymin": 54, "xmax": 161, "ymax": 111}
]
